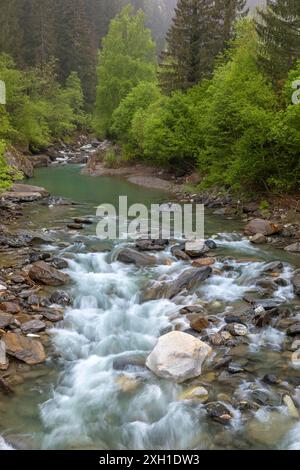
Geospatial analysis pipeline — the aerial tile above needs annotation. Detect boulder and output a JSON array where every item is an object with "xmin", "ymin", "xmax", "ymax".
[
  {"xmin": 256, "ymin": 278, "xmax": 278, "ymax": 291},
  {"xmin": 29, "ymin": 261, "xmax": 70, "ymax": 286},
  {"xmin": 0, "ymin": 302, "xmax": 21, "ymax": 314},
  {"xmin": 48, "ymin": 258, "xmax": 68, "ymax": 270},
  {"xmin": 3, "ymin": 332, "xmax": 46, "ymax": 365},
  {"xmin": 224, "ymin": 323, "xmax": 248, "ymax": 336},
  {"xmin": 21, "ymin": 320, "xmax": 46, "ymax": 334},
  {"xmin": 205, "ymin": 402, "xmax": 233, "ymax": 425},
  {"xmin": 250, "ymin": 233, "xmax": 267, "ymax": 245},
  {"xmin": 188, "ymin": 314, "xmax": 210, "ymax": 332},
  {"xmin": 263, "ymin": 261, "xmax": 283, "ymax": 273},
  {"xmin": 41, "ymin": 309, "xmax": 64, "ymax": 322},
  {"xmin": 172, "ymin": 249, "xmax": 190, "ymax": 261},
  {"xmin": 263, "ymin": 374, "xmax": 281, "ymax": 385},
  {"xmin": 185, "ymin": 240, "xmax": 209, "ymax": 258},
  {"xmin": 0, "ymin": 230, "xmax": 53, "ymax": 248},
  {"xmin": 146, "ymin": 331, "xmax": 212, "ymax": 383},
  {"xmin": 243, "ymin": 202, "xmax": 259, "ymax": 214},
  {"xmin": 4, "ymin": 147, "xmax": 34, "ymax": 178},
  {"xmin": 2, "ymin": 183, "xmax": 49, "ymax": 202},
  {"xmin": 292, "ymin": 270, "xmax": 300, "ymax": 296},
  {"xmin": 285, "ymin": 243, "xmax": 300, "ymax": 253},
  {"xmin": 243, "ymin": 296, "xmax": 283, "ymax": 310},
  {"xmin": 27, "ymin": 294, "xmax": 50, "ymax": 307},
  {"xmin": 0, "ymin": 312, "xmax": 14, "ymax": 329},
  {"xmin": 180, "ymin": 305, "xmax": 207, "ymax": 316},
  {"xmin": 167, "ymin": 267, "xmax": 212, "ymax": 299},
  {"xmin": 205, "ymin": 239, "xmax": 217, "ymax": 250},
  {"xmin": 192, "ymin": 257, "xmax": 215, "ymax": 267},
  {"xmin": 29, "ymin": 252, "xmax": 51, "ymax": 263},
  {"xmin": 30, "ymin": 155, "xmax": 50, "ymax": 168},
  {"xmin": 244, "ymin": 219, "xmax": 281, "ymax": 236},
  {"xmin": 250, "ymin": 388, "xmax": 281, "ymax": 407},
  {"xmin": 287, "ymin": 323, "xmax": 300, "ymax": 336},
  {"xmin": 252, "ymin": 306, "xmax": 273, "ymax": 327},
  {"xmin": 67, "ymin": 223, "xmax": 84, "ymax": 230},
  {"xmin": 135, "ymin": 239, "xmax": 168, "ymax": 252},
  {"xmin": 228, "ymin": 361, "xmax": 244, "ymax": 374},
  {"xmin": 49, "ymin": 291, "xmax": 71, "ymax": 306},
  {"xmin": 116, "ymin": 248, "xmax": 156, "ymax": 267}
]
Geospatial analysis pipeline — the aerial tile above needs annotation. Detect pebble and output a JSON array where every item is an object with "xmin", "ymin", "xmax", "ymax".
[
  {"xmin": 263, "ymin": 374, "xmax": 281, "ymax": 385},
  {"xmin": 205, "ymin": 402, "xmax": 233, "ymax": 425},
  {"xmin": 228, "ymin": 362, "xmax": 244, "ymax": 374},
  {"xmin": 179, "ymin": 386, "xmax": 209, "ymax": 402},
  {"xmin": 225, "ymin": 323, "xmax": 248, "ymax": 337}
]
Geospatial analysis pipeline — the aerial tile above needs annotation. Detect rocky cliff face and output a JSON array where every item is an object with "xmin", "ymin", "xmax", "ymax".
[{"xmin": 4, "ymin": 146, "xmax": 34, "ymax": 179}]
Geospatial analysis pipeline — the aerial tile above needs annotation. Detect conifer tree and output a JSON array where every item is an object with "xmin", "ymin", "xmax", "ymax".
[
  {"xmin": 256, "ymin": 1, "xmax": 300, "ymax": 85},
  {"xmin": 215, "ymin": 0, "xmax": 247, "ymax": 51},
  {"xmin": 54, "ymin": 0, "xmax": 97, "ymax": 105},
  {"xmin": 20, "ymin": 0, "xmax": 56, "ymax": 67},
  {"xmin": 160, "ymin": 0, "xmax": 246, "ymax": 93},
  {"xmin": 0, "ymin": 0, "xmax": 23, "ymax": 63}
]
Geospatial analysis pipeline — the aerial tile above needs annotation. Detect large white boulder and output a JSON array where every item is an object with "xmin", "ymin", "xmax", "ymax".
[{"xmin": 146, "ymin": 331, "xmax": 212, "ymax": 383}]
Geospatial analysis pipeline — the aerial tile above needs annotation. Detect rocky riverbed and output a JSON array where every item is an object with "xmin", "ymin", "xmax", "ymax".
[{"xmin": 1, "ymin": 142, "xmax": 300, "ymax": 450}]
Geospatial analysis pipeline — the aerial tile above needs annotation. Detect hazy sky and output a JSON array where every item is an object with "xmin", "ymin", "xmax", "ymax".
[{"xmin": 247, "ymin": 0, "xmax": 265, "ymax": 10}]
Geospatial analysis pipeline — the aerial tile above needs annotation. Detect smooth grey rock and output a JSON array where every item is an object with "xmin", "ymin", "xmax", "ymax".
[
  {"xmin": 116, "ymin": 248, "xmax": 156, "ymax": 267},
  {"xmin": 146, "ymin": 331, "xmax": 212, "ymax": 383}
]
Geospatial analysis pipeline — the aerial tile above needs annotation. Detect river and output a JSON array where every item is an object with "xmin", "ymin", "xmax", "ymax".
[{"xmin": 1, "ymin": 164, "xmax": 300, "ymax": 450}]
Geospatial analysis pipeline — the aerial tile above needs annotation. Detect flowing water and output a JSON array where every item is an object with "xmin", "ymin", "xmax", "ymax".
[{"xmin": 1, "ymin": 165, "xmax": 300, "ymax": 450}]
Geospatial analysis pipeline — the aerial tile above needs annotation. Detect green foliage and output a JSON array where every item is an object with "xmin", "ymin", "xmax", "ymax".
[
  {"xmin": 111, "ymin": 81, "xmax": 161, "ymax": 146},
  {"xmin": 159, "ymin": 0, "xmax": 247, "ymax": 94},
  {"xmin": 94, "ymin": 5, "xmax": 157, "ymax": 137},
  {"xmin": 196, "ymin": 21, "xmax": 300, "ymax": 192},
  {"xmin": 131, "ymin": 89, "xmax": 203, "ymax": 167},
  {"xmin": 0, "ymin": 54, "xmax": 87, "ymax": 151},
  {"xmin": 196, "ymin": 21, "xmax": 279, "ymax": 191},
  {"xmin": 108, "ymin": 18, "xmax": 299, "ymax": 193},
  {"xmin": 256, "ymin": 0, "xmax": 300, "ymax": 86},
  {"xmin": 103, "ymin": 148, "xmax": 119, "ymax": 168},
  {"xmin": 259, "ymin": 200, "xmax": 270, "ymax": 211},
  {"xmin": 0, "ymin": 140, "xmax": 13, "ymax": 192}
]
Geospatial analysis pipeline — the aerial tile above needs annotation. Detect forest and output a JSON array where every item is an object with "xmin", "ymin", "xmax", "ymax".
[{"xmin": 0, "ymin": 0, "xmax": 299, "ymax": 194}]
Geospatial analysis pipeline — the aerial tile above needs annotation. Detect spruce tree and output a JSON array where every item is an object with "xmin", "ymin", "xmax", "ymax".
[
  {"xmin": 256, "ymin": 0, "xmax": 300, "ymax": 85},
  {"xmin": 54, "ymin": 0, "xmax": 97, "ymax": 106},
  {"xmin": 159, "ymin": 0, "xmax": 246, "ymax": 94},
  {"xmin": 215, "ymin": 0, "xmax": 247, "ymax": 51},
  {"xmin": 20, "ymin": 0, "xmax": 56, "ymax": 67},
  {"xmin": 0, "ymin": 0, "xmax": 23, "ymax": 63}
]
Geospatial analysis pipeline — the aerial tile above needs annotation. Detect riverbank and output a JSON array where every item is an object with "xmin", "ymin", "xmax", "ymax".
[
  {"xmin": 81, "ymin": 140, "xmax": 300, "ymax": 254},
  {"xmin": 0, "ymin": 183, "xmax": 74, "ymax": 399}
]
